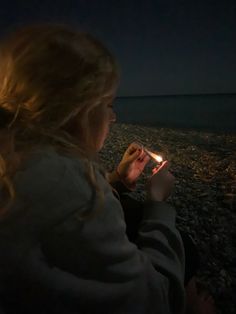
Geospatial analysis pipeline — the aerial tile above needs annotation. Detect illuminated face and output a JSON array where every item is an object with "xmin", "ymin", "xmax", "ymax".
[
  {"xmin": 63, "ymin": 97, "xmax": 116, "ymax": 153},
  {"xmin": 89, "ymin": 101, "xmax": 116, "ymax": 152}
]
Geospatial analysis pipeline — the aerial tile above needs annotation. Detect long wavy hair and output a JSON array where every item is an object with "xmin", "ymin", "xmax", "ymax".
[{"xmin": 0, "ymin": 24, "xmax": 119, "ymax": 219}]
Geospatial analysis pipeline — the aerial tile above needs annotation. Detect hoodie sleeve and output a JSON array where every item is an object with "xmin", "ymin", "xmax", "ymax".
[{"xmin": 0, "ymin": 149, "xmax": 185, "ymax": 314}]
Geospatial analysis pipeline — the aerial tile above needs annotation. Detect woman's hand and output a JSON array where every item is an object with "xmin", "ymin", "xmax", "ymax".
[
  {"xmin": 116, "ymin": 142, "xmax": 150, "ymax": 189},
  {"xmin": 146, "ymin": 161, "xmax": 175, "ymax": 202}
]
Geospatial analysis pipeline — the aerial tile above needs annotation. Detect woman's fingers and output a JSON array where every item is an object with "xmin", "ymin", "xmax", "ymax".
[
  {"xmin": 127, "ymin": 142, "xmax": 142, "ymax": 155},
  {"xmin": 137, "ymin": 150, "xmax": 150, "ymax": 161},
  {"xmin": 142, "ymin": 154, "xmax": 151, "ymax": 163}
]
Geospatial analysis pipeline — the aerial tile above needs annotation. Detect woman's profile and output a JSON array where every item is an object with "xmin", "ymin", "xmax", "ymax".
[{"xmin": 0, "ymin": 24, "xmax": 186, "ymax": 314}]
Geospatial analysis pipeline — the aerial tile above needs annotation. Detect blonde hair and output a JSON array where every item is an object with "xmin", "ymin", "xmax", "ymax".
[{"xmin": 0, "ymin": 24, "xmax": 119, "ymax": 219}]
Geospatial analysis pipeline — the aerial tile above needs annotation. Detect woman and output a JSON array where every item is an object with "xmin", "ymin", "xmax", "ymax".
[{"xmin": 0, "ymin": 24, "xmax": 185, "ymax": 314}]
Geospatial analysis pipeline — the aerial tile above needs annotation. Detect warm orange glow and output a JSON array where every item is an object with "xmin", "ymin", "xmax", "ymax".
[
  {"xmin": 143, "ymin": 148, "xmax": 163, "ymax": 164},
  {"xmin": 153, "ymin": 154, "xmax": 163, "ymax": 163}
]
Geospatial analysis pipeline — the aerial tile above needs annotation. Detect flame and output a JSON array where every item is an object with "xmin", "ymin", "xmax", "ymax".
[
  {"xmin": 153, "ymin": 154, "xmax": 163, "ymax": 163},
  {"xmin": 143, "ymin": 148, "xmax": 163, "ymax": 163}
]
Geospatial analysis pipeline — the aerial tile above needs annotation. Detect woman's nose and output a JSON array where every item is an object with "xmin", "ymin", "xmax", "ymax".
[{"xmin": 110, "ymin": 111, "xmax": 116, "ymax": 123}]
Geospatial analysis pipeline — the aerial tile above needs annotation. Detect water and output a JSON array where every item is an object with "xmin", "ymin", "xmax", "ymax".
[{"xmin": 114, "ymin": 94, "xmax": 236, "ymax": 133}]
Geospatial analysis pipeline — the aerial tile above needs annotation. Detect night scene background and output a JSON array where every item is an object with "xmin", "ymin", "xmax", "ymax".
[
  {"xmin": 1, "ymin": 0, "xmax": 236, "ymax": 132},
  {"xmin": 0, "ymin": 1, "xmax": 236, "ymax": 314}
]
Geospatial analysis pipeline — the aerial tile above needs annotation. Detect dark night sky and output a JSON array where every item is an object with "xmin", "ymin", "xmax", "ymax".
[{"xmin": 1, "ymin": 0, "xmax": 236, "ymax": 96}]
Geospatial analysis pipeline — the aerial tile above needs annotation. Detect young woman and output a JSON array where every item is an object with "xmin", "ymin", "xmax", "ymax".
[{"xmin": 0, "ymin": 24, "xmax": 186, "ymax": 314}]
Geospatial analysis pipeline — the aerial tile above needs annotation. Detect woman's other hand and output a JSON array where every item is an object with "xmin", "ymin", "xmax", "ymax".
[
  {"xmin": 116, "ymin": 142, "xmax": 150, "ymax": 189},
  {"xmin": 146, "ymin": 161, "xmax": 175, "ymax": 202}
]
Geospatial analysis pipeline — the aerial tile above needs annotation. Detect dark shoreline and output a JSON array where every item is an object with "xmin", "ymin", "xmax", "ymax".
[
  {"xmin": 123, "ymin": 121, "xmax": 236, "ymax": 136},
  {"xmin": 114, "ymin": 94, "xmax": 236, "ymax": 134}
]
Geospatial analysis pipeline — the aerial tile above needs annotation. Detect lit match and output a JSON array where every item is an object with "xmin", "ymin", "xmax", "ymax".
[
  {"xmin": 141, "ymin": 147, "xmax": 167, "ymax": 175},
  {"xmin": 143, "ymin": 148, "xmax": 163, "ymax": 163},
  {"xmin": 142, "ymin": 147, "xmax": 163, "ymax": 164},
  {"xmin": 135, "ymin": 142, "xmax": 164, "ymax": 164}
]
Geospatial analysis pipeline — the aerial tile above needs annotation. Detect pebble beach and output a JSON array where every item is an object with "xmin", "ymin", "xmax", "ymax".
[{"xmin": 99, "ymin": 123, "xmax": 236, "ymax": 314}]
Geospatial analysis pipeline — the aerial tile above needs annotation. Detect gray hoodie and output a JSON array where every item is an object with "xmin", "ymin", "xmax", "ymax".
[{"xmin": 0, "ymin": 147, "xmax": 185, "ymax": 314}]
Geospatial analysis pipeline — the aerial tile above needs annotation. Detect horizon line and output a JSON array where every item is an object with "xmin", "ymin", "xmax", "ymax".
[{"xmin": 117, "ymin": 92, "xmax": 236, "ymax": 98}]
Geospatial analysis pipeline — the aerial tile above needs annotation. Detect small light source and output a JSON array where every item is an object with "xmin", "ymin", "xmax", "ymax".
[
  {"xmin": 143, "ymin": 147, "xmax": 163, "ymax": 164},
  {"xmin": 153, "ymin": 154, "xmax": 163, "ymax": 163}
]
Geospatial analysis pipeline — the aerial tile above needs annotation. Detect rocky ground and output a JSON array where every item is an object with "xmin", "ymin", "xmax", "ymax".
[{"xmin": 99, "ymin": 123, "xmax": 236, "ymax": 314}]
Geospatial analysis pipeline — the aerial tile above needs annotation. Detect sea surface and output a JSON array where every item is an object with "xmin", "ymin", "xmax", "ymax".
[{"xmin": 114, "ymin": 94, "xmax": 236, "ymax": 133}]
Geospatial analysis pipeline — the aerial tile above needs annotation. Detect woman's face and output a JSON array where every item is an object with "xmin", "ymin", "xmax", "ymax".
[
  {"xmin": 89, "ymin": 100, "xmax": 116, "ymax": 152},
  {"xmin": 63, "ymin": 98, "xmax": 116, "ymax": 153}
]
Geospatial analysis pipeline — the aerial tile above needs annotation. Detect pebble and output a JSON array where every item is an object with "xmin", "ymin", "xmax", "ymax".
[{"xmin": 212, "ymin": 234, "xmax": 220, "ymax": 243}]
